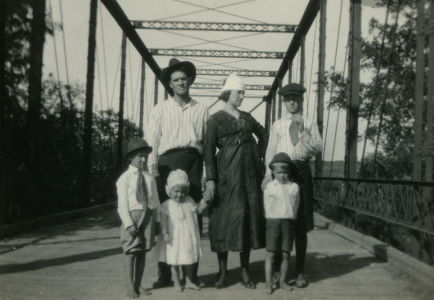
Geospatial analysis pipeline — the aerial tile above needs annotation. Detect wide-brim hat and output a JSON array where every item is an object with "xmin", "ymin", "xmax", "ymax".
[
  {"xmin": 160, "ymin": 58, "xmax": 196, "ymax": 94},
  {"xmin": 125, "ymin": 137, "xmax": 152, "ymax": 158},
  {"xmin": 278, "ymin": 83, "xmax": 306, "ymax": 99},
  {"xmin": 269, "ymin": 152, "xmax": 295, "ymax": 169}
]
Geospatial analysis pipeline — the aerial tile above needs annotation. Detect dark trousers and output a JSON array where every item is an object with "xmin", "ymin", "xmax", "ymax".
[{"xmin": 156, "ymin": 147, "xmax": 203, "ymax": 282}]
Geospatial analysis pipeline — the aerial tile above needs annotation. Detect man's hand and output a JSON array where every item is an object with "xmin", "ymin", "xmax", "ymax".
[
  {"xmin": 201, "ymin": 176, "xmax": 207, "ymax": 192},
  {"xmin": 203, "ymin": 180, "xmax": 216, "ymax": 203},
  {"xmin": 300, "ymin": 131, "xmax": 319, "ymax": 154},
  {"xmin": 261, "ymin": 174, "xmax": 272, "ymax": 191},
  {"xmin": 127, "ymin": 225, "xmax": 138, "ymax": 237},
  {"xmin": 150, "ymin": 163, "xmax": 159, "ymax": 177}
]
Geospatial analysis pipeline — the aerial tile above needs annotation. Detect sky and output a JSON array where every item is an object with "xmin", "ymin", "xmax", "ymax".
[{"xmin": 42, "ymin": 0, "xmax": 388, "ymax": 161}]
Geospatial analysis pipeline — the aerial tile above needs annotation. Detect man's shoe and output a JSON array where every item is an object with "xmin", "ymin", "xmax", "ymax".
[
  {"xmin": 152, "ymin": 278, "xmax": 172, "ymax": 289},
  {"xmin": 295, "ymin": 274, "xmax": 308, "ymax": 288}
]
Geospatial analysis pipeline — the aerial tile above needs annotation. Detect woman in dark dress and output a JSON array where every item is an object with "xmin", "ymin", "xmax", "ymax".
[{"xmin": 204, "ymin": 74, "xmax": 268, "ymax": 289}]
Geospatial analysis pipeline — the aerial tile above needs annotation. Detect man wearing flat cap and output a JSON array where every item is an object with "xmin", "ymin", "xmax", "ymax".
[
  {"xmin": 263, "ymin": 82, "xmax": 322, "ymax": 288},
  {"xmin": 147, "ymin": 58, "xmax": 209, "ymax": 288}
]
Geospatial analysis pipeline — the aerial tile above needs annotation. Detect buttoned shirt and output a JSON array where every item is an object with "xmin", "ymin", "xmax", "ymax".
[
  {"xmin": 147, "ymin": 97, "xmax": 209, "ymax": 169},
  {"xmin": 264, "ymin": 179, "xmax": 299, "ymax": 219},
  {"xmin": 116, "ymin": 166, "xmax": 160, "ymax": 228},
  {"xmin": 265, "ymin": 113, "xmax": 322, "ymax": 176}
]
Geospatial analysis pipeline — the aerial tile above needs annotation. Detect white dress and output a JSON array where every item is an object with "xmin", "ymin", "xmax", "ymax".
[{"xmin": 160, "ymin": 197, "xmax": 202, "ymax": 265}]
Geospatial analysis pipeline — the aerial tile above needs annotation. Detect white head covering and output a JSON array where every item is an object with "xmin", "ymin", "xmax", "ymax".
[
  {"xmin": 165, "ymin": 169, "xmax": 190, "ymax": 195},
  {"xmin": 221, "ymin": 73, "xmax": 245, "ymax": 92}
]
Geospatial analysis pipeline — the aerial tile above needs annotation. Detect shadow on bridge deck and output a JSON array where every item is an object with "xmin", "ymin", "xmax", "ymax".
[{"xmin": 0, "ymin": 209, "xmax": 430, "ymax": 300}]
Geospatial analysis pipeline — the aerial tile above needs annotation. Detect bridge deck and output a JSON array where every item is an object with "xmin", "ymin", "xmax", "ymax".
[{"xmin": 0, "ymin": 210, "xmax": 430, "ymax": 300}]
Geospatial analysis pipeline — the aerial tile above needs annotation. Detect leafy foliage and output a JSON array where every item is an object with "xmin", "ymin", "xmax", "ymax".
[{"xmin": 326, "ymin": 1, "xmax": 417, "ymax": 179}]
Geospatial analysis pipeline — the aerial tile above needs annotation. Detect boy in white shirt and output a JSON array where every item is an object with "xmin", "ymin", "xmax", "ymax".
[
  {"xmin": 263, "ymin": 152, "xmax": 300, "ymax": 295},
  {"xmin": 117, "ymin": 137, "xmax": 161, "ymax": 298}
]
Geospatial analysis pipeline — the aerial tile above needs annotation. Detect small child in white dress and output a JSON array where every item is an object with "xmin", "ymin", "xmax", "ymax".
[{"xmin": 160, "ymin": 169, "xmax": 207, "ymax": 292}]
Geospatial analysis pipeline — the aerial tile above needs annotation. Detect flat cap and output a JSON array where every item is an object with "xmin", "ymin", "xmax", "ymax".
[{"xmin": 278, "ymin": 83, "xmax": 306, "ymax": 96}]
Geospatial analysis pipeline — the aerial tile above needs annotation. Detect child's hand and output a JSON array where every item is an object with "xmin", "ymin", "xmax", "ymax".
[
  {"xmin": 162, "ymin": 232, "xmax": 170, "ymax": 243},
  {"xmin": 127, "ymin": 225, "xmax": 138, "ymax": 237},
  {"xmin": 198, "ymin": 199, "xmax": 208, "ymax": 214}
]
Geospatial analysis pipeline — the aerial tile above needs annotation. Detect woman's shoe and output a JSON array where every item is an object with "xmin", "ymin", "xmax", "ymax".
[
  {"xmin": 240, "ymin": 269, "xmax": 255, "ymax": 289},
  {"xmin": 215, "ymin": 276, "xmax": 227, "ymax": 289}
]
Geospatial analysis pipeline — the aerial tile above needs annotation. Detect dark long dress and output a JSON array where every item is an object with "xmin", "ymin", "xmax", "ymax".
[{"xmin": 204, "ymin": 110, "xmax": 268, "ymax": 252}]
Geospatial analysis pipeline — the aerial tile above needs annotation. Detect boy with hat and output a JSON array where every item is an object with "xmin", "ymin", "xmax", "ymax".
[
  {"xmin": 147, "ymin": 58, "xmax": 209, "ymax": 287},
  {"xmin": 117, "ymin": 137, "xmax": 161, "ymax": 298},
  {"xmin": 263, "ymin": 152, "xmax": 300, "ymax": 294},
  {"xmin": 263, "ymin": 83, "xmax": 322, "ymax": 288}
]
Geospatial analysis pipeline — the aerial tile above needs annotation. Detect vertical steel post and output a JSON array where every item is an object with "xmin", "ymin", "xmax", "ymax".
[
  {"xmin": 265, "ymin": 96, "xmax": 272, "ymax": 134},
  {"xmin": 344, "ymin": 0, "xmax": 361, "ymax": 179},
  {"xmin": 300, "ymin": 38, "xmax": 305, "ymax": 86},
  {"xmin": 271, "ymin": 91, "xmax": 276, "ymax": 123},
  {"xmin": 288, "ymin": 60, "xmax": 292, "ymax": 84},
  {"xmin": 82, "ymin": 0, "xmax": 98, "ymax": 204},
  {"xmin": 426, "ymin": 0, "xmax": 434, "ymax": 182},
  {"xmin": 316, "ymin": 0, "xmax": 326, "ymax": 177},
  {"xmin": 117, "ymin": 34, "xmax": 127, "ymax": 169},
  {"xmin": 278, "ymin": 78, "xmax": 283, "ymax": 119},
  {"xmin": 154, "ymin": 75, "xmax": 159, "ymax": 106},
  {"xmin": 138, "ymin": 59, "xmax": 145, "ymax": 138},
  {"xmin": 413, "ymin": 0, "xmax": 425, "ymax": 181}
]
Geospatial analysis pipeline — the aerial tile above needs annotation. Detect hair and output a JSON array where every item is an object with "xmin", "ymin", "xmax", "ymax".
[
  {"xmin": 218, "ymin": 90, "xmax": 232, "ymax": 102},
  {"xmin": 269, "ymin": 162, "xmax": 299, "ymax": 182}
]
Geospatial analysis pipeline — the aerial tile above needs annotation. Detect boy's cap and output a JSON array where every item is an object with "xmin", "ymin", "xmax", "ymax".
[
  {"xmin": 269, "ymin": 152, "xmax": 294, "ymax": 169},
  {"xmin": 125, "ymin": 137, "xmax": 152, "ymax": 158},
  {"xmin": 278, "ymin": 83, "xmax": 306, "ymax": 98}
]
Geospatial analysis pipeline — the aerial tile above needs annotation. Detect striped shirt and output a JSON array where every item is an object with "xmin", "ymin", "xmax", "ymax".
[
  {"xmin": 147, "ymin": 97, "xmax": 209, "ymax": 168},
  {"xmin": 265, "ymin": 113, "xmax": 322, "ymax": 176}
]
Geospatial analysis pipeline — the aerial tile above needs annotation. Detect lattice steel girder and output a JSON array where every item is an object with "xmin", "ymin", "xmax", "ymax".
[
  {"xmin": 131, "ymin": 20, "xmax": 297, "ymax": 33},
  {"xmin": 191, "ymin": 83, "xmax": 270, "ymax": 90},
  {"xmin": 197, "ymin": 69, "xmax": 277, "ymax": 77},
  {"xmin": 191, "ymin": 94, "xmax": 264, "ymax": 98},
  {"xmin": 150, "ymin": 48, "xmax": 285, "ymax": 59}
]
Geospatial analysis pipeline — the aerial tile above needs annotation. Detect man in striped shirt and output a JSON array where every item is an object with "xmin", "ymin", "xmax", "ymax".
[
  {"xmin": 147, "ymin": 58, "xmax": 209, "ymax": 288},
  {"xmin": 263, "ymin": 83, "xmax": 322, "ymax": 289}
]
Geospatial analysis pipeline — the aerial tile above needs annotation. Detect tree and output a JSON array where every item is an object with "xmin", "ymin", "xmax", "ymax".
[{"xmin": 327, "ymin": 0, "xmax": 417, "ymax": 179}]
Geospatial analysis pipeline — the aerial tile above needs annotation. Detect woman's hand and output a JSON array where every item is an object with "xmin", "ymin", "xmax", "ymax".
[{"xmin": 203, "ymin": 180, "xmax": 216, "ymax": 203}]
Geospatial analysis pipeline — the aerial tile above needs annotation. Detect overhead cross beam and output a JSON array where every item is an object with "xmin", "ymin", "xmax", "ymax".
[
  {"xmin": 131, "ymin": 20, "xmax": 297, "ymax": 33},
  {"xmin": 191, "ymin": 83, "xmax": 270, "ymax": 90},
  {"xmin": 265, "ymin": 0, "xmax": 321, "ymax": 102},
  {"xmin": 197, "ymin": 69, "xmax": 277, "ymax": 77},
  {"xmin": 191, "ymin": 94, "xmax": 264, "ymax": 98},
  {"xmin": 150, "ymin": 48, "xmax": 285, "ymax": 59},
  {"xmin": 100, "ymin": 0, "xmax": 170, "ymax": 91}
]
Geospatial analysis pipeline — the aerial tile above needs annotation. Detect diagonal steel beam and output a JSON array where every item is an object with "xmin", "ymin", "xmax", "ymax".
[
  {"xmin": 191, "ymin": 83, "xmax": 271, "ymax": 90},
  {"xmin": 265, "ymin": 0, "xmax": 321, "ymax": 102},
  {"xmin": 100, "ymin": 0, "xmax": 170, "ymax": 92},
  {"xmin": 150, "ymin": 48, "xmax": 285, "ymax": 59},
  {"xmin": 131, "ymin": 20, "xmax": 297, "ymax": 33},
  {"xmin": 197, "ymin": 69, "xmax": 277, "ymax": 77}
]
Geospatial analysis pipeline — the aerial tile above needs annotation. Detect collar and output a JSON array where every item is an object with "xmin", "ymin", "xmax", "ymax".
[
  {"xmin": 169, "ymin": 97, "xmax": 195, "ymax": 109},
  {"xmin": 285, "ymin": 112, "xmax": 303, "ymax": 121},
  {"xmin": 128, "ymin": 165, "xmax": 146, "ymax": 175}
]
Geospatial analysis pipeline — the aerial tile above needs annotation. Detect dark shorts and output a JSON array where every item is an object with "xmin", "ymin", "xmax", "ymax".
[{"xmin": 266, "ymin": 219, "xmax": 295, "ymax": 253}]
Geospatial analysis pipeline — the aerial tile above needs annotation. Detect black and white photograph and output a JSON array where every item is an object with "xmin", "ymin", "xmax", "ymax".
[{"xmin": 1, "ymin": 0, "xmax": 433, "ymax": 299}]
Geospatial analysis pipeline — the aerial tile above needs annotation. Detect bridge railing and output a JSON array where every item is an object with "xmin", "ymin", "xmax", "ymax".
[
  {"xmin": 313, "ymin": 177, "xmax": 434, "ymax": 264},
  {"xmin": 314, "ymin": 177, "xmax": 434, "ymax": 235}
]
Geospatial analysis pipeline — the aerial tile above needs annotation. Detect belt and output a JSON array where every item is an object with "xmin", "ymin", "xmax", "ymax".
[{"xmin": 161, "ymin": 147, "xmax": 200, "ymax": 156}]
